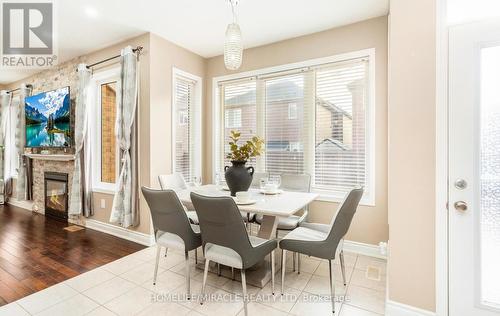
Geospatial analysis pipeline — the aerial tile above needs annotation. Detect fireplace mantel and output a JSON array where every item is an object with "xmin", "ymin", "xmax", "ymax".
[{"xmin": 25, "ymin": 153, "xmax": 76, "ymax": 161}]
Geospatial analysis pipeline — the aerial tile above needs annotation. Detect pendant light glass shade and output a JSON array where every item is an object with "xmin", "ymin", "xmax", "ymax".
[{"xmin": 224, "ymin": 23, "xmax": 243, "ymax": 70}]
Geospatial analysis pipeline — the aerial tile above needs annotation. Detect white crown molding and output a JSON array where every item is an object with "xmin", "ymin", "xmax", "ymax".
[
  {"xmin": 386, "ymin": 300, "xmax": 436, "ymax": 316},
  {"xmin": 343, "ymin": 240, "xmax": 387, "ymax": 259},
  {"xmin": 85, "ymin": 219, "xmax": 155, "ymax": 246}
]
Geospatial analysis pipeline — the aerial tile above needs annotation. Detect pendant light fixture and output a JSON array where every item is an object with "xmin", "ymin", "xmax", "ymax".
[{"xmin": 224, "ymin": 0, "xmax": 242, "ymax": 70}]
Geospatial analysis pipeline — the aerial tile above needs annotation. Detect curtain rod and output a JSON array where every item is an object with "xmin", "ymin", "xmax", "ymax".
[
  {"xmin": 6, "ymin": 84, "xmax": 33, "ymax": 94},
  {"xmin": 81, "ymin": 46, "xmax": 143, "ymax": 71}
]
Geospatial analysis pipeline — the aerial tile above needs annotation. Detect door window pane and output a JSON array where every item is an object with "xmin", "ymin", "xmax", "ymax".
[{"xmin": 480, "ymin": 45, "xmax": 500, "ymax": 307}]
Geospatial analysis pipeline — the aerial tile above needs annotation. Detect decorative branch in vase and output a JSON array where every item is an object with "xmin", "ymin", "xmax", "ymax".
[{"xmin": 224, "ymin": 130, "xmax": 264, "ymax": 196}]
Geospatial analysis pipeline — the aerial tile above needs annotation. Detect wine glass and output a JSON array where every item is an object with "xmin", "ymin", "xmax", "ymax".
[
  {"xmin": 259, "ymin": 177, "xmax": 268, "ymax": 191},
  {"xmin": 214, "ymin": 172, "xmax": 222, "ymax": 189},
  {"xmin": 270, "ymin": 174, "xmax": 281, "ymax": 189},
  {"xmin": 193, "ymin": 176, "xmax": 202, "ymax": 187}
]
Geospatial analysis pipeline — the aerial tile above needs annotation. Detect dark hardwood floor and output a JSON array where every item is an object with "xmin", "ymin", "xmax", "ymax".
[{"xmin": 0, "ymin": 204, "xmax": 145, "ymax": 306}]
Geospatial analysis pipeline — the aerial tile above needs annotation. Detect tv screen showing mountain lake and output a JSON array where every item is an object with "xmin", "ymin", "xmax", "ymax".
[{"xmin": 25, "ymin": 87, "xmax": 71, "ymax": 148}]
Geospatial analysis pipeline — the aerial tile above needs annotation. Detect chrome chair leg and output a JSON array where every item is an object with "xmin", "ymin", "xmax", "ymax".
[
  {"xmin": 201, "ymin": 259, "xmax": 210, "ymax": 305},
  {"xmin": 165, "ymin": 247, "xmax": 168, "ymax": 257},
  {"xmin": 217, "ymin": 263, "xmax": 221, "ymax": 276},
  {"xmin": 297, "ymin": 253, "xmax": 301, "ymax": 274},
  {"xmin": 339, "ymin": 250, "xmax": 347, "ymax": 286},
  {"xmin": 328, "ymin": 259, "xmax": 336, "ymax": 314},
  {"xmin": 185, "ymin": 251, "xmax": 190, "ymax": 300},
  {"xmin": 292, "ymin": 252, "xmax": 296, "ymax": 272},
  {"xmin": 195, "ymin": 248, "xmax": 198, "ymax": 265},
  {"xmin": 271, "ymin": 250, "xmax": 275, "ymax": 295},
  {"xmin": 232, "ymin": 267, "xmax": 235, "ymax": 280},
  {"xmin": 153, "ymin": 246, "xmax": 161, "ymax": 285},
  {"xmin": 281, "ymin": 250, "xmax": 286, "ymax": 295},
  {"xmin": 241, "ymin": 269, "xmax": 248, "ymax": 316}
]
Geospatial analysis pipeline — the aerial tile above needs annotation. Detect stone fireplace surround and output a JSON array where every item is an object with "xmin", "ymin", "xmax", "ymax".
[{"xmin": 26, "ymin": 153, "xmax": 77, "ymax": 223}]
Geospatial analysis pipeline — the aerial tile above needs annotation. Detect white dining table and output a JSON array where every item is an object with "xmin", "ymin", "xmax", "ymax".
[{"xmin": 177, "ymin": 184, "xmax": 319, "ymax": 287}]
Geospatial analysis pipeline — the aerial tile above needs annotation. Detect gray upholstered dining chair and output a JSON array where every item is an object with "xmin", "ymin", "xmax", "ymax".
[
  {"xmin": 279, "ymin": 187, "xmax": 363, "ymax": 315},
  {"xmin": 158, "ymin": 173, "xmax": 199, "ymax": 225},
  {"xmin": 141, "ymin": 187, "xmax": 202, "ymax": 300},
  {"xmin": 190, "ymin": 192, "xmax": 278, "ymax": 316},
  {"xmin": 255, "ymin": 173, "xmax": 311, "ymax": 271}
]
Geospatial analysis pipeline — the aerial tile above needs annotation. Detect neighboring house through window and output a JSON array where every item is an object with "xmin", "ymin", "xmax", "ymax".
[
  {"xmin": 90, "ymin": 68, "xmax": 120, "ymax": 192},
  {"xmin": 214, "ymin": 50, "xmax": 375, "ymax": 204},
  {"xmin": 288, "ymin": 102, "xmax": 297, "ymax": 120}
]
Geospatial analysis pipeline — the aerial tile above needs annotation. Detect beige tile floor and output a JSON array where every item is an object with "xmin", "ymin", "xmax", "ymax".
[{"xmin": 0, "ymin": 244, "xmax": 386, "ymax": 316}]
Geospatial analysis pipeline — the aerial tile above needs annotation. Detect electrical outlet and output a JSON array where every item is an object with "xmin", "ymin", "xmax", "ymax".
[{"xmin": 100, "ymin": 199, "xmax": 106, "ymax": 209}]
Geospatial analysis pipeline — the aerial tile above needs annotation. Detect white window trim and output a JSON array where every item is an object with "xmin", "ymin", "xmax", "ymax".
[
  {"xmin": 89, "ymin": 67, "xmax": 121, "ymax": 194},
  {"xmin": 212, "ymin": 49, "xmax": 376, "ymax": 206},
  {"xmin": 171, "ymin": 67, "xmax": 203, "ymax": 181}
]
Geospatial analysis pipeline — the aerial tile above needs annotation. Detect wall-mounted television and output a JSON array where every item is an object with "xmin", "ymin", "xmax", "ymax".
[{"xmin": 25, "ymin": 86, "xmax": 71, "ymax": 148}]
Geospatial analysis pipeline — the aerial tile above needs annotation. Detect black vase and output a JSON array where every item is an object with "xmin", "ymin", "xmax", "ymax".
[{"xmin": 224, "ymin": 161, "xmax": 255, "ymax": 196}]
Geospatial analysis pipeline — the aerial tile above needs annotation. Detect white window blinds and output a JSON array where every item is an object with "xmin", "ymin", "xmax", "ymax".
[
  {"xmin": 314, "ymin": 58, "xmax": 368, "ymax": 195},
  {"xmin": 174, "ymin": 75, "xmax": 198, "ymax": 182},
  {"xmin": 216, "ymin": 55, "xmax": 372, "ymax": 202},
  {"xmin": 264, "ymin": 72, "xmax": 313, "ymax": 175},
  {"xmin": 220, "ymin": 80, "xmax": 257, "ymax": 169}
]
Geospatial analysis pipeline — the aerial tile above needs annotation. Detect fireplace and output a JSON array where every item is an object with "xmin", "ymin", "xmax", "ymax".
[{"xmin": 44, "ymin": 172, "xmax": 69, "ymax": 222}]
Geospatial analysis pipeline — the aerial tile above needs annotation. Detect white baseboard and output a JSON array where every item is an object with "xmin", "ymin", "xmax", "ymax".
[
  {"xmin": 343, "ymin": 240, "xmax": 386, "ymax": 259},
  {"xmin": 85, "ymin": 219, "xmax": 155, "ymax": 247},
  {"xmin": 386, "ymin": 300, "xmax": 436, "ymax": 316},
  {"xmin": 7, "ymin": 197, "xmax": 34, "ymax": 211}
]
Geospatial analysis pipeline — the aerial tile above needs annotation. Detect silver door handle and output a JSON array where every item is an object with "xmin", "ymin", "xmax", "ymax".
[{"xmin": 454, "ymin": 201, "xmax": 468, "ymax": 212}]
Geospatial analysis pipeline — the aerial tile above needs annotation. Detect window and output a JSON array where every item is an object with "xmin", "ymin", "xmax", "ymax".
[
  {"xmin": 100, "ymin": 81, "xmax": 117, "ymax": 184},
  {"xmin": 178, "ymin": 110, "xmax": 188, "ymax": 125},
  {"xmin": 172, "ymin": 68, "xmax": 202, "ymax": 183},
  {"xmin": 288, "ymin": 103, "xmax": 297, "ymax": 120},
  {"xmin": 91, "ymin": 68, "xmax": 120, "ymax": 192},
  {"xmin": 264, "ymin": 73, "xmax": 309, "ymax": 174},
  {"xmin": 225, "ymin": 108, "xmax": 242, "ymax": 128},
  {"xmin": 220, "ymin": 80, "xmax": 257, "ymax": 168},
  {"xmin": 214, "ymin": 50, "xmax": 374, "ymax": 204}
]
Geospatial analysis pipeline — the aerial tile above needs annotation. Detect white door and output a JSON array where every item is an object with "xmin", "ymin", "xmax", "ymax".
[{"xmin": 449, "ymin": 20, "xmax": 500, "ymax": 316}]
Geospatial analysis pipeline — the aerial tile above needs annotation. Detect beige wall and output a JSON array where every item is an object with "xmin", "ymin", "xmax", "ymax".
[
  {"xmin": 6, "ymin": 33, "xmax": 153, "ymax": 235},
  {"xmin": 204, "ymin": 16, "xmax": 389, "ymax": 245},
  {"xmin": 387, "ymin": 0, "xmax": 436, "ymax": 312},
  {"xmin": 148, "ymin": 33, "xmax": 206, "ymax": 188}
]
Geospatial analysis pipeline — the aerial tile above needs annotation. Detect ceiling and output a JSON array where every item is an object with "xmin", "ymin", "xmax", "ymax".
[{"xmin": 1, "ymin": 0, "xmax": 389, "ymax": 85}]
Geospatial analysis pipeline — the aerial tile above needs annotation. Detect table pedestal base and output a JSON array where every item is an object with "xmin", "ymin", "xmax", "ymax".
[{"xmin": 195, "ymin": 251, "xmax": 282, "ymax": 288}]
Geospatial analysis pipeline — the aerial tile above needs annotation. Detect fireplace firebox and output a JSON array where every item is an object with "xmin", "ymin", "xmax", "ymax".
[{"xmin": 44, "ymin": 172, "xmax": 69, "ymax": 222}]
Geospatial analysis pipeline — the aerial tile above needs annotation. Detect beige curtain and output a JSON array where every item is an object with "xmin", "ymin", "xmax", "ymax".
[
  {"xmin": 110, "ymin": 46, "xmax": 140, "ymax": 227},
  {"xmin": 0, "ymin": 91, "xmax": 9, "ymax": 191},
  {"xmin": 69, "ymin": 64, "xmax": 92, "ymax": 216},
  {"xmin": 15, "ymin": 84, "xmax": 31, "ymax": 200}
]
